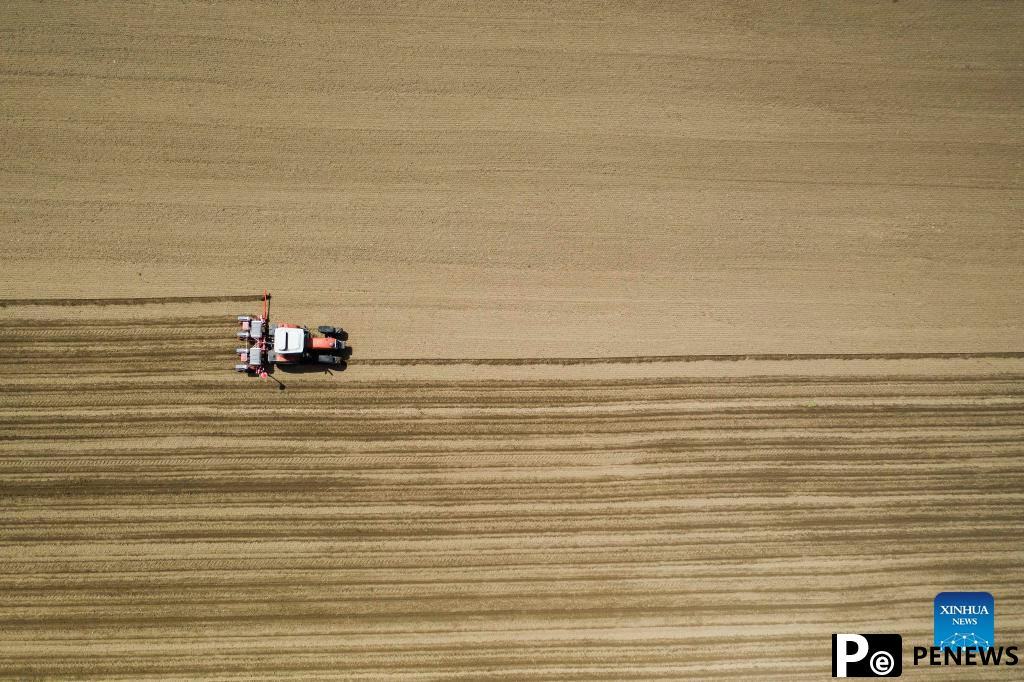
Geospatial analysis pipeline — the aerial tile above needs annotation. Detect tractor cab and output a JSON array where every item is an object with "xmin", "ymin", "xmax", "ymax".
[{"xmin": 273, "ymin": 326, "xmax": 306, "ymax": 355}]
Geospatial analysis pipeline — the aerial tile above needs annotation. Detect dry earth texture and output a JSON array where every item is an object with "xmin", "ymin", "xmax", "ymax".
[{"xmin": 2, "ymin": 1, "xmax": 1023, "ymax": 680}]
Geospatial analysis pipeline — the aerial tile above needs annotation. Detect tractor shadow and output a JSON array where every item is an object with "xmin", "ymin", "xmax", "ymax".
[{"xmin": 274, "ymin": 346, "xmax": 353, "ymax": 377}]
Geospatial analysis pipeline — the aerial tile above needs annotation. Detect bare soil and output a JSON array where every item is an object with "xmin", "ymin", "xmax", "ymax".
[{"xmin": 1, "ymin": 1, "xmax": 1022, "ymax": 678}]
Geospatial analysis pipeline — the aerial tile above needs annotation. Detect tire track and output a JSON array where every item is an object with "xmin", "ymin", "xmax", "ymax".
[
  {"xmin": 359, "ymin": 352, "xmax": 1024, "ymax": 366},
  {"xmin": 0, "ymin": 295, "xmax": 263, "ymax": 308}
]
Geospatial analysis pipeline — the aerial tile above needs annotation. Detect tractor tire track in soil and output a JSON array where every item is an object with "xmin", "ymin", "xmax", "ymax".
[
  {"xmin": 360, "ymin": 352, "xmax": 1024, "ymax": 366},
  {"xmin": 0, "ymin": 295, "xmax": 263, "ymax": 308}
]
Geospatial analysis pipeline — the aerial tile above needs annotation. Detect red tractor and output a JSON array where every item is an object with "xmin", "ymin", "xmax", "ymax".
[{"xmin": 235, "ymin": 292, "xmax": 346, "ymax": 376}]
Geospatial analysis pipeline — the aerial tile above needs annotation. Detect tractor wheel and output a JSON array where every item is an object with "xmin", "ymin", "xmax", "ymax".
[{"xmin": 317, "ymin": 326, "xmax": 337, "ymax": 335}]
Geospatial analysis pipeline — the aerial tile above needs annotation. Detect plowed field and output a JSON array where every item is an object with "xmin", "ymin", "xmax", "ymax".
[{"xmin": 2, "ymin": 1, "xmax": 1022, "ymax": 679}]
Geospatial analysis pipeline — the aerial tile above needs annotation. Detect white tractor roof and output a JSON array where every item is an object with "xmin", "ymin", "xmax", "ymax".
[{"xmin": 273, "ymin": 327, "xmax": 305, "ymax": 354}]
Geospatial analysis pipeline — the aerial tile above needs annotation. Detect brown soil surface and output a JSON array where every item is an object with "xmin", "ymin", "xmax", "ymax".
[{"xmin": 1, "ymin": 1, "xmax": 1022, "ymax": 679}]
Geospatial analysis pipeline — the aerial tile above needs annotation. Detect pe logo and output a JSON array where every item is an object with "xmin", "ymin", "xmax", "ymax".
[
  {"xmin": 832, "ymin": 634, "xmax": 902, "ymax": 677},
  {"xmin": 934, "ymin": 592, "xmax": 994, "ymax": 650}
]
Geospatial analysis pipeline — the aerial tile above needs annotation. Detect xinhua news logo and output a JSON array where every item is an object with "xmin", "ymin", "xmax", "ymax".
[
  {"xmin": 934, "ymin": 591, "xmax": 994, "ymax": 650},
  {"xmin": 912, "ymin": 591, "xmax": 1018, "ymax": 667},
  {"xmin": 832, "ymin": 634, "xmax": 902, "ymax": 677}
]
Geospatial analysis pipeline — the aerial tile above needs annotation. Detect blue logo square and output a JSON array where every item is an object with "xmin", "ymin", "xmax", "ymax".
[{"xmin": 934, "ymin": 592, "xmax": 994, "ymax": 650}]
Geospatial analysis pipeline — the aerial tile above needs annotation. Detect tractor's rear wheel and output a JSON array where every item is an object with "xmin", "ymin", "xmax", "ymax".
[{"xmin": 317, "ymin": 326, "xmax": 337, "ymax": 335}]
